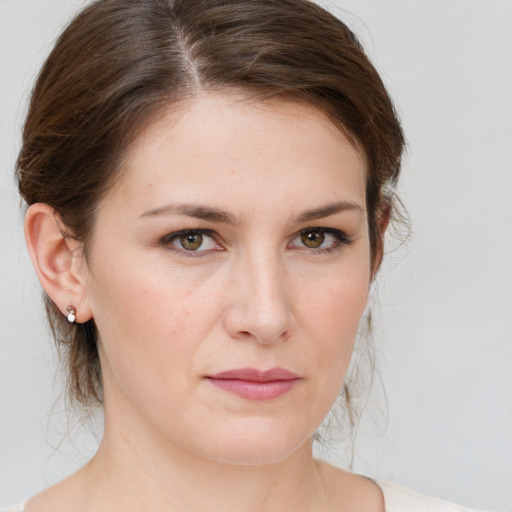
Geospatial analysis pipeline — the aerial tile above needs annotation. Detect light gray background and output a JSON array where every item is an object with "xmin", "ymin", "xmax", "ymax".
[{"xmin": 1, "ymin": 0, "xmax": 511, "ymax": 510}]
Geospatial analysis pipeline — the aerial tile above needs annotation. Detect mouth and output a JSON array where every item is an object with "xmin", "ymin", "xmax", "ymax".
[{"xmin": 205, "ymin": 367, "xmax": 301, "ymax": 401}]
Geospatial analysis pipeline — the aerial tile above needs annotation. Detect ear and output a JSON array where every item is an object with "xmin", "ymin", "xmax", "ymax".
[
  {"xmin": 371, "ymin": 205, "xmax": 391, "ymax": 279},
  {"xmin": 24, "ymin": 203, "xmax": 93, "ymax": 323}
]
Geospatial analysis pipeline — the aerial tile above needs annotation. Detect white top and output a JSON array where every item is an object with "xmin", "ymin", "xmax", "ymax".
[
  {"xmin": 378, "ymin": 481, "xmax": 480, "ymax": 511},
  {"xmin": 1, "ymin": 481, "xmax": 481, "ymax": 511}
]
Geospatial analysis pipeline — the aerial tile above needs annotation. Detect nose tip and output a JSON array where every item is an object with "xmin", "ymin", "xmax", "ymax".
[
  {"xmin": 235, "ymin": 308, "xmax": 293, "ymax": 345},
  {"xmin": 222, "ymin": 262, "xmax": 295, "ymax": 345}
]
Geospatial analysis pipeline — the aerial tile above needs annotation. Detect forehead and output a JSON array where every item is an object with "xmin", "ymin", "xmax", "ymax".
[{"xmin": 107, "ymin": 92, "xmax": 368, "ymax": 218}]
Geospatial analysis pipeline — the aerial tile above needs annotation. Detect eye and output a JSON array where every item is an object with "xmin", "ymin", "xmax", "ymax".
[
  {"xmin": 289, "ymin": 228, "xmax": 350, "ymax": 253},
  {"xmin": 301, "ymin": 230, "xmax": 326, "ymax": 248},
  {"xmin": 161, "ymin": 229, "xmax": 220, "ymax": 254},
  {"xmin": 178, "ymin": 233, "xmax": 207, "ymax": 251}
]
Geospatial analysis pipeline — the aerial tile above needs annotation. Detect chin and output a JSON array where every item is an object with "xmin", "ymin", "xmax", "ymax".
[{"xmin": 195, "ymin": 418, "xmax": 313, "ymax": 466}]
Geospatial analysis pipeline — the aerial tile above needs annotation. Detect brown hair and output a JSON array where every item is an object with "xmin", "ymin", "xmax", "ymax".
[{"xmin": 17, "ymin": 0, "xmax": 404, "ymax": 406}]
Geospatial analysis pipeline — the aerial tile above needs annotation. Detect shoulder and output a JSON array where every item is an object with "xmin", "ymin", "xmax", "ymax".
[
  {"xmin": 316, "ymin": 461, "xmax": 384, "ymax": 511},
  {"xmin": 378, "ymin": 481, "xmax": 481, "ymax": 512}
]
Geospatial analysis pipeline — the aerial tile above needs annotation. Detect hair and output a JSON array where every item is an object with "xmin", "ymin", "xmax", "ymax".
[{"xmin": 16, "ymin": 0, "xmax": 405, "ymax": 407}]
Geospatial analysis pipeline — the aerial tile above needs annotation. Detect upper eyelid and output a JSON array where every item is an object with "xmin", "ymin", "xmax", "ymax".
[
  {"xmin": 161, "ymin": 228, "xmax": 217, "ymax": 242},
  {"xmin": 161, "ymin": 226, "xmax": 346, "ymax": 237},
  {"xmin": 293, "ymin": 227, "xmax": 350, "ymax": 240}
]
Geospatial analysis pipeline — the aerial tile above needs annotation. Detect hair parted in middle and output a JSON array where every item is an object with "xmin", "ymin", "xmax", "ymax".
[{"xmin": 16, "ymin": 0, "xmax": 405, "ymax": 409}]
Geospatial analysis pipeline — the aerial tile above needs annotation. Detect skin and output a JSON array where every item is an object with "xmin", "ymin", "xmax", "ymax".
[{"xmin": 24, "ymin": 93, "xmax": 385, "ymax": 511}]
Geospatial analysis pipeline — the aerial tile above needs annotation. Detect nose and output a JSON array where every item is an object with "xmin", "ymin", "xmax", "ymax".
[{"xmin": 222, "ymin": 249, "xmax": 296, "ymax": 345}]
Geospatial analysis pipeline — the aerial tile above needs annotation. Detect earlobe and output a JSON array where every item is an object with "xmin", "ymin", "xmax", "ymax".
[{"xmin": 24, "ymin": 203, "xmax": 92, "ymax": 323}]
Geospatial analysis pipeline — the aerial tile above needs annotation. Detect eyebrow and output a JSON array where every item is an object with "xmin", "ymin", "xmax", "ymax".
[
  {"xmin": 139, "ymin": 200, "xmax": 364, "ymax": 225},
  {"xmin": 292, "ymin": 201, "xmax": 364, "ymax": 224},
  {"xmin": 140, "ymin": 203, "xmax": 238, "ymax": 225}
]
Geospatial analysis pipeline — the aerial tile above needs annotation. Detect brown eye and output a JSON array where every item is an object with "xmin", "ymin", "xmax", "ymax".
[
  {"xmin": 179, "ymin": 233, "xmax": 203, "ymax": 251},
  {"xmin": 300, "ymin": 230, "xmax": 325, "ymax": 248},
  {"xmin": 163, "ymin": 230, "xmax": 219, "ymax": 255}
]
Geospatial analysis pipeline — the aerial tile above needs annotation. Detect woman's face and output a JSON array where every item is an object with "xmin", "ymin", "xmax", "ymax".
[{"xmin": 84, "ymin": 93, "xmax": 371, "ymax": 465}]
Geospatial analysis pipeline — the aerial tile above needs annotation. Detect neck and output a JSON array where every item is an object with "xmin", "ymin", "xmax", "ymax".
[
  {"xmin": 27, "ymin": 381, "xmax": 385, "ymax": 512},
  {"xmin": 72, "ymin": 355, "xmax": 338, "ymax": 512},
  {"xmin": 83, "ymin": 415, "xmax": 328, "ymax": 512}
]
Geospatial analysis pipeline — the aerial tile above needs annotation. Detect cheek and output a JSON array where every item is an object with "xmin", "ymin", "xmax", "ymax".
[
  {"xmin": 92, "ymin": 278, "xmax": 165, "ymax": 404},
  {"xmin": 281, "ymin": 273, "xmax": 369, "ymax": 438},
  {"xmin": 87, "ymin": 260, "xmax": 219, "ymax": 394},
  {"xmin": 297, "ymin": 268, "xmax": 370, "ymax": 380}
]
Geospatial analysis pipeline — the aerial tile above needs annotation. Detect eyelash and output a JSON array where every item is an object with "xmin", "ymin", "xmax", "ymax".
[
  {"xmin": 159, "ymin": 227, "xmax": 351, "ymax": 257},
  {"xmin": 292, "ymin": 227, "xmax": 352, "ymax": 255},
  {"xmin": 159, "ymin": 229, "xmax": 220, "ymax": 258}
]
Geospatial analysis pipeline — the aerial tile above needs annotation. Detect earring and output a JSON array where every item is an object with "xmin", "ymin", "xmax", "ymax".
[{"xmin": 66, "ymin": 305, "xmax": 77, "ymax": 323}]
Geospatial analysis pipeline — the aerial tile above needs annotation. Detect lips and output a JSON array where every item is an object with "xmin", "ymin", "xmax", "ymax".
[{"xmin": 205, "ymin": 367, "xmax": 301, "ymax": 401}]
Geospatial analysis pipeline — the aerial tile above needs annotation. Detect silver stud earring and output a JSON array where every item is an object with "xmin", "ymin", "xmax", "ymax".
[{"xmin": 66, "ymin": 305, "xmax": 77, "ymax": 323}]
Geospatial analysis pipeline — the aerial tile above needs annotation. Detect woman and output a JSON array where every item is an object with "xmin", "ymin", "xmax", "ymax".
[{"xmin": 1, "ymin": 0, "xmax": 481, "ymax": 510}]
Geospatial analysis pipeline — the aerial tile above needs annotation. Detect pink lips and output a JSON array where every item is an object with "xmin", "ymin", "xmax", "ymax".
[{"xmin": 206, "ymin": 368, "xmax": 300, "ymax": 401}]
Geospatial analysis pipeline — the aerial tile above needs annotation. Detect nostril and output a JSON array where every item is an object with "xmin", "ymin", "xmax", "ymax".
[{"xmin": 222, "ymin": 285, "xmax": 295, "ymax": 344}]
